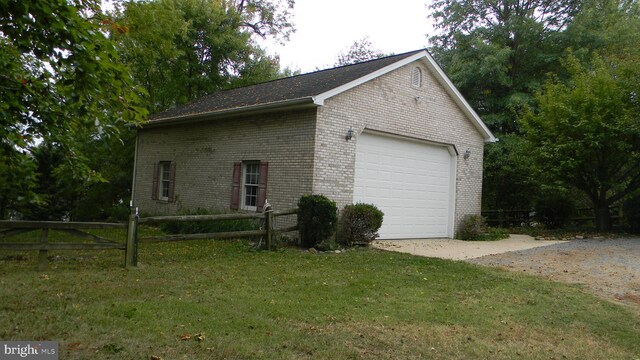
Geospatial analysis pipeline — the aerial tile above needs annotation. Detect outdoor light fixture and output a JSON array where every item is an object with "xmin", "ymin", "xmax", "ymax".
[
  {"xmin": 464, "ymin": 149, "xmax": 471, "ymax": 159},
  {"xmin": 346, "ymin": 127, "xmax": 354, "ymax": 141}
]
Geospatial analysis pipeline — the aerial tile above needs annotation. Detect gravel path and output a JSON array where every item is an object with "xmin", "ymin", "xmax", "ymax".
[{"xmin": 467, "ymin": 238, "xmax": 640, "ymax": 311}]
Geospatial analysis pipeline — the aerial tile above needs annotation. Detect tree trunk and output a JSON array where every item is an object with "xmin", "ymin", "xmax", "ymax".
[
  {"xmin": 594, "ymin": 205, "xmax": 612, "ymax": 231},
  {"xmin": 0, "ymin": 198, "xmax": 7, "ymax": 220}
]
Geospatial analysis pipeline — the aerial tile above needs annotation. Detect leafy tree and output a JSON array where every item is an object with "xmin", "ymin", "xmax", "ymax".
[
  {"xmin": 19, "ymin": 143, "xmax": 83, "ymax": 221},
  {"xmin": 522, "ymin": 54, "xmax": 640, "ymax": 230},
  {"xmin": 0, "ymin": 0, "xmax": 146, "ymax": 219},
  {"xmin": 110, "ymin": 0, "xmax": 293, "ymax": 113},
  {"xmin": 429, "ymin": 0, "xmax": 581, "ymax": 134},
  {"xmin": 72, "ymin": 129, "xmax": 138, "ymax": 221},
  {"xmin": 428, "ymin": 0, "xmax": 640, "ymax": 216},
  {"xmin": 428, "ymin": 0, "xmax": 584, "ymax": 213},
  {"xmin": 231, "ymin": 0, "xmax": 295, "ymax": 42},
  {"xmin": 481, "ymin": 134, "xmax": 539, "ymax": 210},
  {"xmin": 14, "ymin": 129, "xmax": 137, "ymax": 222},
  {"xmin": 0, "ymin": 151, "xmax": 37, "ymax": 219},
  {"xmin": 334, "ymin": 37, "xmax": 386, "ymax": 67},
  {"xmin": 566, "ymin": 0, "xmax": 640, "ymax": 61}
]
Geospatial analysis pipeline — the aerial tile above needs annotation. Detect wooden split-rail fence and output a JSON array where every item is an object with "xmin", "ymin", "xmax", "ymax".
[
  {"xmin": 0, "ymin": 207, "xmax": 298, "ymax": 270},
  {"xmin": 0, "ymin": 221, "xmax": 128, "ymax": 271}
]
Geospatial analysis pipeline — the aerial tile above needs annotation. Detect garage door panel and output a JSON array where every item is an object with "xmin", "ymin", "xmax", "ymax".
[{"xmin": 354, "ymin": 133, "xmax": 453, "ymax": 239}]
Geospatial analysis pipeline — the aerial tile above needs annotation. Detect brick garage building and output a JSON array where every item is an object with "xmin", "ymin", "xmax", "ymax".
[{"xmin": 132, "ymin": 49, "xmax": 496, "ymax": 239}]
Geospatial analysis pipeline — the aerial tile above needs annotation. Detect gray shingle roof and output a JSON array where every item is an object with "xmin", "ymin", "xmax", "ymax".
[{"xmin": 149, "ymin": 49, "xmax": 425, "ymax": 123}]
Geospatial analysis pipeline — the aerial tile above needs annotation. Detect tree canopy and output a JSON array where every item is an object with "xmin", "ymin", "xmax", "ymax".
[
  {"xmin": 522, "ymin": 54, "xmax": 640, "ymax": 229},
  {"xmin": 0, "ymin": 0, "xmax": 146, "ymax": 218},
  {"xmin": 429, "ymin": 0, "xmax": 581, "ymax": 133},
  {"xmin": 110, "ymin": 0, "xmax": 294, "ymax": 113},
  {"xmin": 429, "ymin": 0, "xmax": 640, "ymax": 219},
  {"xmin": 0, "ymin": 0, "xmax": 296, "ymax": 220},
  {"xmin": 334, "ymin": 37, "xmax": 386, "ymax": 67}
]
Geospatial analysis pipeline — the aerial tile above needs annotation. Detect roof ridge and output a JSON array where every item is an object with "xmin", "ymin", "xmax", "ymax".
[{"xmin": 281, "ymin": 48, "xmax": 426, "ymax": 80}]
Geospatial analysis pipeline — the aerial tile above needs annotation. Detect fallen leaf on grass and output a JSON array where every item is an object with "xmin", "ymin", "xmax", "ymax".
[
  {"xmin": 179, "ymin": 333, "xmax": 191, "ymax": 341},
  {"xmin": 66, "ymin": 342, "xmax": 82, "ymax": 351}
]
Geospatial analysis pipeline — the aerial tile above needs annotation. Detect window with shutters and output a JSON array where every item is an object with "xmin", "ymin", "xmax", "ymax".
[
  {"xmin": 411, "ymin": 66, "xmax": 422, "ymax": 88},
  {"xmin": 152, "ymin": 161, "xmax": 176, "ymax": 202},
  {"xmin": 230, "ymin": 161, "xmax": 268, "ymax": 212}
]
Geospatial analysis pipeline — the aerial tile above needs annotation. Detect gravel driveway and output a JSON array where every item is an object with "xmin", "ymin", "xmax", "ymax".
[
  {"xmin": 374, "ymin": 236, "xmax": 640, "ymax": 311},
  {"xmin": 467, "ymin": 238, "xmax": 640, "ymax": 311}
]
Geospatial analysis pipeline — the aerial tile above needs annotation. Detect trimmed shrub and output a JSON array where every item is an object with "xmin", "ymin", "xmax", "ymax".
[
  {"xmin": 297, "ymin": 194, "xmax": 337, "ymax": 248},
  {"xmin": 159, "ymin": 208, "xmax": 260, "ymax": 234},
  {"xmin": 338, "ymin": 203, "xmax": 384, "ymax": 246},
  {"xmin": 459, "ymin": 215, "xmax": 509, "ymax": 241},
  {"xmin": 534, "ymin": 191, "xmax": 574, "ymax": 229},
  {"xmin": 459, "ymin": 214, "xmax": 485, "ymax": 240},
  {"xmin": 108, "ymin": 203, "xmax": 131, "ymax": 222}
]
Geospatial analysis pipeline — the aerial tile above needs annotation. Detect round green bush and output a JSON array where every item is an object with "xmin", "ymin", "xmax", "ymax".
[
  {"xmin": 338, "ymin": 203, "xmax": 384, "ymax": 246},
  {"xmin": 297, "ymin": 194, "xmax": 337, "ymax": 248},
  {"xmin": 459, "ymin": 214, "xmax": 485, "ymax": 240}
]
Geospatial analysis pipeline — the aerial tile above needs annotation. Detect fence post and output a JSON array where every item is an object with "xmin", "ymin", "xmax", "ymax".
[
  {"xmin": 265, "ymin": 209, "xmax": 274, "ymax": 250},
  {"xmin": 126, "ymin": 212, "xmax": 138, "ymax": 269},
  {"xmin": 38, "ymin": 228, "xmax": 49, "ymax": 271}
]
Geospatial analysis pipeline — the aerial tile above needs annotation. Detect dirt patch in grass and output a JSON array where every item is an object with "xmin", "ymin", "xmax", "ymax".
[{"xmin": 468, "ymin": 238, "xmax": 640, "ymax": 313}]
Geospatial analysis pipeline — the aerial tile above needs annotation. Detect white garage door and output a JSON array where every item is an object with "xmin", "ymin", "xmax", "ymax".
[{"xmin": 353, "ymin": 132, "xmax": 454, "ymax": 239}]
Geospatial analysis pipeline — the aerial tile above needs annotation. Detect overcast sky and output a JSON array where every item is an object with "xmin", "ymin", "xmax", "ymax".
[
  {"xmin": 262, "ymin": 0, "xmax": 437, "ymax": 73},
  {"xmin": 102, "ymin": 0, "xmax": 437, "ymax": 73}
]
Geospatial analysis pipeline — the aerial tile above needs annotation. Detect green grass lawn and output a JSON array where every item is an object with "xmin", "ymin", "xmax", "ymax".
[{"xmin": 1, "ymin": 230, "xmax": 639, "ymax": 359}]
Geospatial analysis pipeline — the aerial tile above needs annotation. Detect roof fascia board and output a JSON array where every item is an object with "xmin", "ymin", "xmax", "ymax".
[{"xmin": 143, "ymin": 97, "xmax": 317, "ymax": 128}]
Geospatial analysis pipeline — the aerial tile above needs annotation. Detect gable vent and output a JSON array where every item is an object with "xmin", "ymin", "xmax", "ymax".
[{"xmin": 412, "ymin": 67, "xmax": 422, "ymax": 88}]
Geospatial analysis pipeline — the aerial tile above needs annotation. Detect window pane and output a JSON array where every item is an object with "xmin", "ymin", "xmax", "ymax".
[
  {"xmin": 243, "ymin": 162, "xmax": 260, "ymax": 208},
  {"xmin": 245, "ymin": 163, "xmax": 259, "ymax": 185},
  {"xmin": 244, "ymin": 185, "xmax": 258, "ymax": 206},
  {"xmin": 159, "ymin": 162, "xmax": 171, "ymax": 199},
  {"xmin": 162, "ymin": 180, "xmax": 170, "ymax": 198}
]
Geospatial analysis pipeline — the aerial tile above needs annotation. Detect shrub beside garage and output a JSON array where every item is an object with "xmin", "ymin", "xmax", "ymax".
[{"xmin": 297, "ymin": 195, "xmax": 384, "ymax": 249}]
